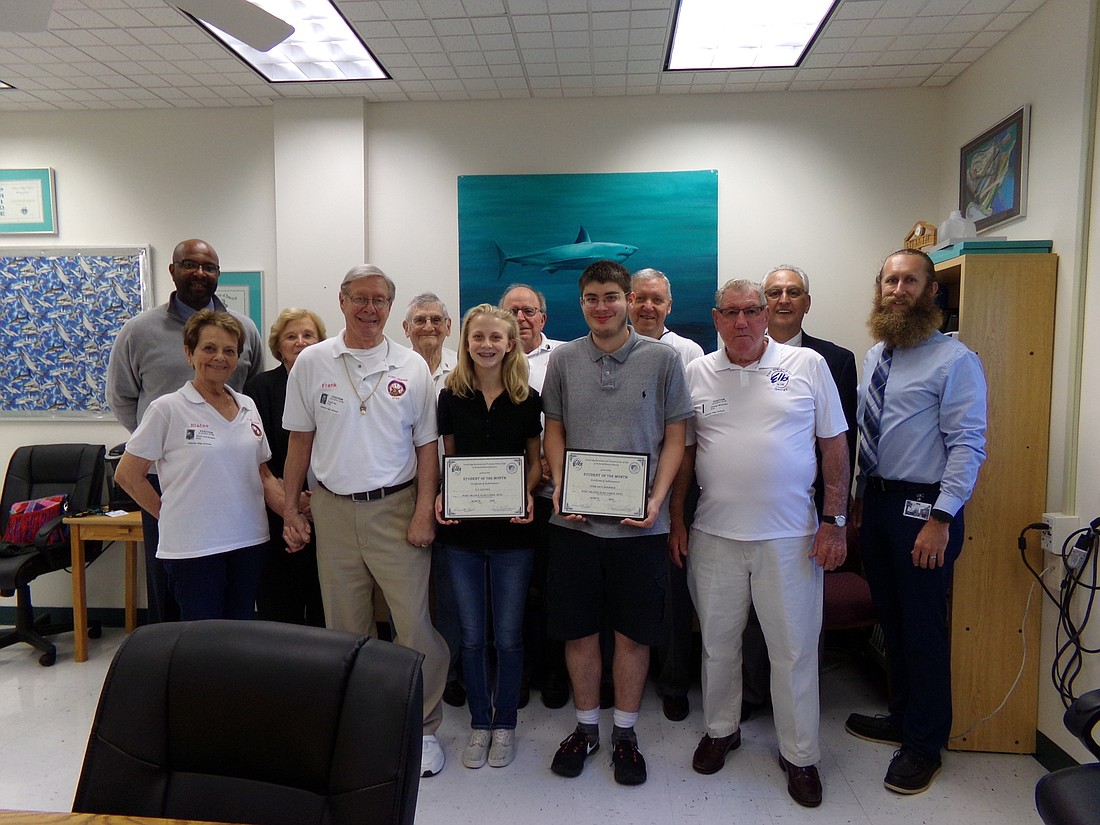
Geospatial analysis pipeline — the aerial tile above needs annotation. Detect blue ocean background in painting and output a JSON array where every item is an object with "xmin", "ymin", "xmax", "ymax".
[{"xmin": 458, "ymin": 170, "xmax": 719, "ymax": 351}]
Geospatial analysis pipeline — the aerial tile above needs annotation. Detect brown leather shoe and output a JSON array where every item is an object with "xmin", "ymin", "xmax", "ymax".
[
  {"xmin": 691, "ymin": 731, "xmax": 741, "ymax": 775},
  {"xmin": 779, "ymin": 754, "xmax": 822, "ymax": 807}
]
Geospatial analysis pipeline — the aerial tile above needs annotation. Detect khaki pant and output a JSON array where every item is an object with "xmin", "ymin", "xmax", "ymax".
[
  {"xmin": 312, "ymin": 483, "xmax": 446, "ymax": 735},
  {"xmin": 687, "ymin": 529, "xmax": 823, "ymax": 766}
]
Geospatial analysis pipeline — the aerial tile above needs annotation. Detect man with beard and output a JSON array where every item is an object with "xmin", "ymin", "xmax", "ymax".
[
  {"xmin": 845, "ymin": 249, "xmax": 987, "ymax": 795},
  {"xmin": 108, "ymin": 238, "xmax": 263, "ymax": 623}
]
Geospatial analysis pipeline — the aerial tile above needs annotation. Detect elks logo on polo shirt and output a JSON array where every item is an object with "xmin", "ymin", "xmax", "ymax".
[
  {"xmin": 768, "ymin": 368, "xmax": 791, "ymax": 390},
  {"xmin": 387, "ymin": 379, "xmax": 407, "ymax": 397},
  {"xmin": 251, "ymin": 421, "xmax": 263, "ymax": 438}
]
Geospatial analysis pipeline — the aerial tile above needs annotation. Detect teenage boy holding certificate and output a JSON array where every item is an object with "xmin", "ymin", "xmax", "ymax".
[{"xmin": 540, "ymin": 260, "xmax": 692, "ymax": 786}]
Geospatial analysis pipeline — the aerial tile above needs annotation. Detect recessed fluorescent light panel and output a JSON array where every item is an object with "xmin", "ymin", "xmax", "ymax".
[
  {"xmin": 190, "ymin": 0, "xmax": 389, "ymax": 83},
  {"xmin": 666, "ymin": 0, "xmax": 837, "ymax": 71}
]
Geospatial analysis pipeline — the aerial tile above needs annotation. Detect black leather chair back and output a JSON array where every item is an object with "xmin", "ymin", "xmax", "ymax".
[
  {"xmin": 73, "ymin": 621, "xmax": 424, "ymax": 825},
  {"xmin": 0, "ymin": 443, "xmax": 105, "ymax": 583},
  {"xmin": 1035, "ymin": 688, "xmax": 1100, "ymax": 825}
]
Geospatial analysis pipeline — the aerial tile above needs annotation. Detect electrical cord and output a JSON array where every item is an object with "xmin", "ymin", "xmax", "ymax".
[{"xmin": 1018, "ymin": 517, "xmax": 1100, "ymax": 706}]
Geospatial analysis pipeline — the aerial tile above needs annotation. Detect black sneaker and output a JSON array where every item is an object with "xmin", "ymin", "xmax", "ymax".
[
  {"xmin": 845, "ymin": 712, "xmax": 903, "ymax": 746},
  {"xmin": 611, "ymin": 739, "xmax": 647, "ymax": 786},
  {"xmin": 551, "ymin": 728, "xmax": 599, "ymax": 778},
  {"xmin": 884, "ymin": 748, "xmax": 942, "ymax": 794}
]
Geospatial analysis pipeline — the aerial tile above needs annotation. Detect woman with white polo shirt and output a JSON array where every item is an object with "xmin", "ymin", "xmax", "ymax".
[{"xmin": 115, "ymin": 310, "xmax": 284, "ymax": 620}]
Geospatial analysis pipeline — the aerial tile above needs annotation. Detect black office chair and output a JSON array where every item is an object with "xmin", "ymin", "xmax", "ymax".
[
  {"xmin": 74, "ymin": 620, "xmax": 424, "ymax": 825},
  {"xmin": 0, "ymin": 443, "xmax": 105, "ymax": 666},
  {"xmin": 1035, "ymin": 688, "xmax": 1100, "ymax": 825}
]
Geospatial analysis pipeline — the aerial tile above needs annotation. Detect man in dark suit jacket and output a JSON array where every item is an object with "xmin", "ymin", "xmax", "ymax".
[{"xmin": 740, "ymin": 264, "xmax": 858, "ymax": 717}]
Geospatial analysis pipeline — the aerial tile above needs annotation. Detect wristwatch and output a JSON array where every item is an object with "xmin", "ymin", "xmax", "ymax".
[{"xmin": 821, "ymin": 514, "xmax": 848, "ymax": 527}]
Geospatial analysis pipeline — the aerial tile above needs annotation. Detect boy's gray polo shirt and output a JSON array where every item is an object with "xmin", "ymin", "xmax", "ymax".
[{"xmin": 542, "ymin": 328, "xmax": 692, "ymax": 539}]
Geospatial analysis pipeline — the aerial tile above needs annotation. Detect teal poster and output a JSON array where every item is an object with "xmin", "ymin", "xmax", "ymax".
[{"xmin": 458, "ymin": 170, "xmax": 719, "ymax": 349}]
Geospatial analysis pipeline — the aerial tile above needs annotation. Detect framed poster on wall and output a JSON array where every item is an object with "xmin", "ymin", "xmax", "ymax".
[
  {"xmin": 0, "ymin": 168, "xmax": 58, "ymax": 235},
  {"xmin": 959, "ymin": 106, "xmax": 1030, "ymax": 233},
  {"xmin": 458, "ymin": 170, "xmax": 719, "ymax": 351}
]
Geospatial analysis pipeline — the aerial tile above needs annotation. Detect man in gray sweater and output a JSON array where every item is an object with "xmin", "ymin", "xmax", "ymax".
[{"xmin": 107, "ymin": 238, "xmax": 263, "ymax": 622}]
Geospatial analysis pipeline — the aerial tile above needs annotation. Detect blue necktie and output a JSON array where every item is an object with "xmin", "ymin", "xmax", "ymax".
[{"xmin": 858, "ymin": 346, "xmax": 893, "ymax": 478}]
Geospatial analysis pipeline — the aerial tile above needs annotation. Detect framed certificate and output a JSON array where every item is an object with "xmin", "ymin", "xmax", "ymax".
[
  {"xmin": 560, "ymin": 449, "xmax": 649, "ymax": 519},
  {"xmin": 0, "ymin": 168, "xmax": 57, "ymax": 234},
  {"xmin": 443, "ymin": 455, "xmax": 527, "ymax": 520}
]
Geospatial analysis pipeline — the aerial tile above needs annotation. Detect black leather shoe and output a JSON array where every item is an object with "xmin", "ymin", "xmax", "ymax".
[
  {"xmin": 442, "ymin": 680, "xmax": 466, "ymax": 707},
  {"xmin": 662, "ymin": 694, "xmax": 690, "ymax": 722},
  {"xmin": 541, "ymin": 670, "xmax": 569, "ymax": 709},
  {"xmin": 884, "ymin": 748, "xmax": 941, "ymax": 794},
  {"xmin": 779, "ymin": 754, "xmax": 822, "ymax": 807},
  {"xmin": 845, "ymin": 712, "xmax": 902, "ymax": 746},
  {"xmin": 740, "ymin": 698, "xmax": 769, "ymax": 722},
  {"xmin": 692, "ymin": 731, "xmax": 741, "ymax": 775}
]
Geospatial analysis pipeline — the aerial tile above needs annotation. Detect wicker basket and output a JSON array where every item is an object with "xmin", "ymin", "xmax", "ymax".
[{"xmin": 904, "ymin": 220, "xmax": 937, "ymax": 250}]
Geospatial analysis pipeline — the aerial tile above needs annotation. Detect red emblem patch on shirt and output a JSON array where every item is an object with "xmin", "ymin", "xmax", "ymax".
[
  {"xmin": 387, "ymin": 379, "xmax": 407, "ymax": 397},
  {"xmin": 251, "ymin": 421, "xmax": 263, "ymax": 438}
]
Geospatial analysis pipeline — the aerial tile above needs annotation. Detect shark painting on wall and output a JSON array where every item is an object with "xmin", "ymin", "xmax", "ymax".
[{"xmin": 458, "ymin": 170, "xmax": 719, "ymax": 349}]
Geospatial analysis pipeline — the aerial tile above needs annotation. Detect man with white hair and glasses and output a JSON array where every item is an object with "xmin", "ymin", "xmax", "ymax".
[{"xmin": 282, "ymin": 264, "xmax": 450, "ymax": 779}]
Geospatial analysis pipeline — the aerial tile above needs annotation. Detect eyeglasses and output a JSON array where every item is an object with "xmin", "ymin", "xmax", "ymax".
[
  {"xmin": 581, "ymin": 293, "xmax": 625, "ymax": 308},
  {"xmin": 507, "ymin": 306, "xmax": 541, "ymax": 318},
  {"xmin": 343, "ymin": 293, "xmax": 391, "ymax": 310},
  {"xmin": 174, "ymin": 259, "xmax": 221, "ymax": 275},
  {"xmin": 764, "ymin": 287, "xmax": 806, "ymax": 300},
  {"xmin": 715, "ymin": 305, "xmax": 766, "ymax": 319},
  {"xmin": 410, "ymin": 314, "xmax": 446, "ymax": 327}
]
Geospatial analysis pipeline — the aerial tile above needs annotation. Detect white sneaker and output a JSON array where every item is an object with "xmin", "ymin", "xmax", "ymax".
[
  {"xmin": 488, "ymin": 728, "xmax": 516, "ymax": 767},
  {"xmin": 421, "ymin": 734, "xmax": 445, "ymax": 777},
  {"xmin": 462, "ymin": 729, "xmax": 492, "ymax": 768}
]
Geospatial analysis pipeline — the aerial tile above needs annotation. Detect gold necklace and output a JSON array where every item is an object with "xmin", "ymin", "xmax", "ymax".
[{"xmin": 342, "ymin": 341, "xmax": 389, "ymax": 414}]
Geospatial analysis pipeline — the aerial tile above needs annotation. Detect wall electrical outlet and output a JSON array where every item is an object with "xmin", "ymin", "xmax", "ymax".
[{"xmin": 1041, "ymin": 513, "xmax": 1080, "ymax": 554}]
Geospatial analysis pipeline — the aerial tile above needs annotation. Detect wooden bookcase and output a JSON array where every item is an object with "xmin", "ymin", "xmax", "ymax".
[{"xmin": 934, "ymin": 252, "xmax": 1057, "ymax": 754}]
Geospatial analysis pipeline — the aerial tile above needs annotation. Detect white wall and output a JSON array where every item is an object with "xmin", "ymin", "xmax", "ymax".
[
  {"xmin": 364, "ymin": 89, "xmax": 943, "ymax": 361},
  {"xmin": 0, "ymin": 107, "xmax": 278, "ymax": 608},
  {"xmin": 1, "ymin": 87, "xmax": 940, "ymax": 612},
  {"xmin": 6, "ymin": 6, "xmax": 1097, "ymax": 764},
  {"xmin": 941, "ymin": 0, "xmax": 1099, "ymax": 762}
]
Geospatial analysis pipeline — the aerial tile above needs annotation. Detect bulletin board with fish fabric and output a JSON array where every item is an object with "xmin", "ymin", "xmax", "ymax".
[{"xmin": 0, "ymin": 246, "xmax": 149, "ymax": 418}]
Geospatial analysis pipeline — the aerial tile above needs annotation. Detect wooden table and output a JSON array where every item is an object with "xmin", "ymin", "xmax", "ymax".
[
  {"xmin": 1, "ymin": 812, "xmax": 225, "ymax": 825},
  {"xmin": 63, "ymin": 511, "xmax": 142, "ymax": 662}
]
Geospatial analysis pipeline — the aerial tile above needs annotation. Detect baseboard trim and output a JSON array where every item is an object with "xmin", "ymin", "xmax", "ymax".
[
  {"xmin": 0, "ymin": 606, "xmax": 144, "ymax": 629},
  {"xmin": 1034, "ymin": 730, "xmax": 1080, "ymax": 772}
]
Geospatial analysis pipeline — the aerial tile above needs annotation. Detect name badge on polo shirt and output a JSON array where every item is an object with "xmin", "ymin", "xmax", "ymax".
[
  {"xmin": 318, "ymin": 382, "xmax": 346, "ymax": 414},
  {"xmin": 184, "ymin": 423, "xmax": 215, "ymax": 446},
  {"xmin": 904, "ymin": 499, "xmax": 932, "ymax": 521},
  {"xmin": 700, "ymin": 398, "xmax": 728, "ymax": 418}
]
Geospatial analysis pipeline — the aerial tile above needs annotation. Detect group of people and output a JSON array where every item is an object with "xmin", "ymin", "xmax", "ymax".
[{"xmin": 106, "ymin": 238, "xmax": 987, "ymax": 805}]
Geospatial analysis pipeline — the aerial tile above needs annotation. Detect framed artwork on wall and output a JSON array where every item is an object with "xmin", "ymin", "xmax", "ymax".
[
  {"xmin": 959, "ymin": 105, "xmax": 1030, "ymax": 233},
  {"xmin": 0, "ymin": 168, "xmax": 57, "ymax": 235},
  {"xmin": 218, "ymin": 270, "xmax": 263, "ymax": 334},
  {"xmin": 457, "ymin": 170, "xmax": 719, "ymax": 352}
]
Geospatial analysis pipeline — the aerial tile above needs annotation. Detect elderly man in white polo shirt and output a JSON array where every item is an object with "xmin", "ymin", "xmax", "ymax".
[
  {"xmin": 282, "ymin": 264, "xmax": 449, "ymax": 778},
  {"xmin": 669, "ymin": 279, "xmax": 849, "ymax": 808}
]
